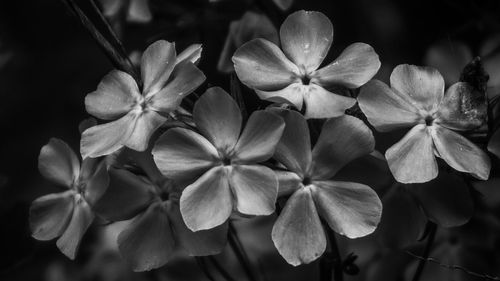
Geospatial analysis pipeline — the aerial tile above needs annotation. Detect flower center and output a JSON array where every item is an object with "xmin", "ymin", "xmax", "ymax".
[
  {"xmin": 222, "ymin": 157, "xmax": 231, "ymax": 166},
  {"xmin": 301, "ymin": 75, "xmax": 312, "ymax": 85},
  {"xmin": 425, "ymin": 115, "xmax": 434, "ymax": 126},
  {"xmin": 302, "ymin": 176, "xmax": 312, "ymax": 186}
]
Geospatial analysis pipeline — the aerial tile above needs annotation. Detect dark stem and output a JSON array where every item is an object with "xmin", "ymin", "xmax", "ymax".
[
  {"xmin": 207, "ymin": 256, "xmax": 238, "ymax": 281},
  {"xmin": 195, "ymin": 256, "xmax": 217, "ymax": 281},
  {"xmin": 228, "ymin": 222, "xmax": 259, "ymax": 281},
  {"xmin": 320, "ymin": 222, "xmax": 343, "ymax": 281},
  {"xmin": 411, "ymin": 221, "xmax": 438, "ymax": 281}
]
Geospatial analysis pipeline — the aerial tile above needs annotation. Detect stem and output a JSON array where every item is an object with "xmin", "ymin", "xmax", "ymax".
[
  {"xmin": 228, "ymin": 222, "xmax": 259, "ymax": 281},
  {"xmin": 411, "ymin": 222, "xmax": 438, "ymax": 281},
  {"xmin": 207, "ymin": 256, "xmax": 238, "ymax": 281},
  {"xmin": 195, "ymin": 257, "xmax": 217, "ymax": 281},
  {"xmin": 320, "ymin": 222, "xmax": 343, "ymax": 281}
]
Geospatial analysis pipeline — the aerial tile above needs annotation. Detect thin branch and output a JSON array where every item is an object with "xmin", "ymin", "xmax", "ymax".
[
  {"xmin": 320, "ymin": 222, "xmax": 343, "ymax": 281},
  {"xmin": 228, "ymin": 222, "xmax": 259, "ymax": 281},
  {"xmin": 195, "ymin": 256, "xmax": 217, "ymax": 281},
  {"xmin": 411, "ymin": 222, "xmax": 438, "ymax": 281},
  {"xmin": 207, "ymin": 256, "xmax": 238, "ymax": 281},
  {"xmin": 406, "ymin": 251, "xmax": 500, "ymax": 281}
]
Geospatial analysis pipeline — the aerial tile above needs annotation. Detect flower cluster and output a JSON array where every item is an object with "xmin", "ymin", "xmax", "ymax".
[{"xmin": 29, "ymin": 9, "xmax": 494, "ymax": 275}]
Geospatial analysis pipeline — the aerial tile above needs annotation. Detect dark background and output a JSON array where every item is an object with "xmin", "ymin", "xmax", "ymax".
[{"xmin": 1, "ymin": 0, "xmax": 499, "ymax": 280}]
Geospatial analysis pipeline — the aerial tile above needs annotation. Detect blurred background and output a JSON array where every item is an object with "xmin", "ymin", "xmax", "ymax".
[{"xmin": 1, "ymin": 0, "xmax": 500, "ymax": 280}]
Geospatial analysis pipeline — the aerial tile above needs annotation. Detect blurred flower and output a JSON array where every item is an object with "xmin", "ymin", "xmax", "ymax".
[
  {"xmin": 358, "ymin": 64, "xmax": 491, "ymax": 183},
  {"xmin": 489, "ymin": 129, "xmax": 500, "ymax": 158},
  {"xmin": 152, "ymin": 87, "xmax": 285, "ymax": 231},
  {"xmin": 81, "ymin": 40, "xmax": 205, "ymax": 158},
  {"xmin": 270, "ymin": 110, "xmax": 382, "ymax": 266},
  {"xmin": 424, "ymin": 41, "xmax": 473, "ymax": 86},
  {"xmin": 232, "ymin": 10, "xmax": 380, "ymax": 119},
  {"xmin": 99, "ymin": 0, "xmax": 152, "ymax": 24},
  {"xmin": 94, "ymin": 164, "xmax": 227, "ymax": 272},
  {"xmin": 30, "ymin": 138, "xmax": 109, "ymax": 259},
  {"xmin": 272, "ymin": 0, "xmax": 294, "ymax": 11},
  {"xmin": 218, "ymin": 11, "xmax": 278, "ymax": 73}
]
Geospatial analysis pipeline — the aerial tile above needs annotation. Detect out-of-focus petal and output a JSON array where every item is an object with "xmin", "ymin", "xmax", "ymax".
[
  {"xmin": 273, "ymin": 0, "xmax": 293, "ymax": 10},
  {"xmin": 176, "ymin": 44, "xmax": 202, "ymax": 66},
  {"xmin": 81, "ymin": 159, "xmax": 109, "ymax": 206},
  {"xmin": 279, "ymin": 10, "xmax": 333, "ymax": 73},
  {"xmin": 56, "ymin": 195, "xmax": 95, "ymax": 259},
  {"xmin": 94, "ymin": 168, "xmax": 156, "ymax": 221},
  {"xmin": 276, "ymin": 170, "xmax": 302, "ymax": 197},
  {"xmin": 435, "ymin": 82, "xmax": 487, "ymax": 131},
  {"xmin": 430, "ymin": 125, "xmax": 490, "ymax": 180},
  {"xmin": 311, "ymin": 115, "xmax": 374, "ymax": 180},
  {"xmin": 233, "ymin": 38, "xmax": 299, "ymax": 91},
  {"xmin": 272, "ymin": 110, "xmax": 312, "ymax": 176},
  {"xmin": 272, "ymin": 187, "xmax": 325, "ymax": 266},
  {"xmin": 118, "ymin": 202, "xmax": 175, "ymax": 271},
  {"xmin": 149, "ymin": 62, "xmax": 205, "ymax": 112},
  {"xmin": 124, "ymin": 110, "xmax": 166, "ymax": 151},
  {"xmin": 386, "ymin": 124, "xmax": 438, "ymax": 183},
  {"xmin": 303, "ymin": 84, "xmax": 356, "ymax": 119},
  {"xmin": 232, "ymin": 111, "xmax": 284, "ymax": 163},
  {"xmin": 193, "ymin": 87, "xmax": 242, "ymax": 153},
  {"xmin": 229, "ymin": 165, "xmax": 278, "ymax": 215},
  {"xmin": 127, "ymin": 0, "xmax": 152, "ymax": 23},
  {"xmin": 313, "ymin": 43, "xmax": 380, "ymax": 89},
  {"xmin": 180, "ymin": 167, "xmax": 233, "ymax": 231},
  {"xmin": 409, "ymin": 172, "xmax": 474, "ymax": 227},
  {"xmin": 85, "ymin": 70, "xmax": 140, "ymax": 120},
  {"xmin": 312, "ymin": 180, "xmax": 382, "ymax": 238},
  {"xmin": 80, "ymin": 112, "xmax": 137, "ymax": 158},
  {"xmin": 39, "ymin": 138, "xmax": 80, "ymax": 188},
  {"xmin": 166, "ymin": 201, "xmax": 227, "ymax": 256},
  {"xmin": 424, "ymin": 41, "xmax": 472, "ymax": 85},
  {"xmin": 488, "ymin": 129, "xmax": 500, "ymax": 158},
  {"xmin": 255, "ymin": 83, "xmax": 304, "ymax": 110},
  {"xmin": 153, "ymin": 128, "xmax": 218, "ymax": 181},
  {"xmin": 390, "ymin": 64, "xmax": 445, "ymax": 112},
  {"xmin": 141, "ymin": 40, "xmax": 176, "ymax": 96},
  {"xmin": 358, "ymin": 80, "xmax": 421, "ymax": 132},
  {"xmin": 30, "ymin": 190, "xmax": 75, "ymax": 241}
]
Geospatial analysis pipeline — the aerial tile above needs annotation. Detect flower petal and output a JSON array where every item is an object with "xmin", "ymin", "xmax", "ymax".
[
  {"xmin": 435, "ymin": 82, "xmax": 487, "ymax": 131},
  {"xmin": 149, "ymin": 62, "xmax": 206, "ymax": 113},
  {"xmin": 39, "ymin": 138, "xmax": 80, "ymax": 188},
  {"xmin": 118, "ymin": 202, "xmax": 175, "ymax": 271},
  {"xmin": 80, "ymin": 112, "xmax": 137, "ymax": 158},
  {"xmin": 193, "ymin": 87, "xmax": 242, "ymax": 153},
  {"xmin": 56, "ymin": 195, "xmax": 95, "ymax": 259},
  {"xmin": 273, "ymin": 0, "xmax": 293, "ymax": 10},
  {"xmin": 176, "ymin": 44, "xmax": 202, "ymax": 66},
  {"xmin": 409, "ymin": 172, "xmax": 474, "ymax": 227},
  {"xmin": 152, "ymin": 128, "xmax": 218, "ymax": 182},
  {"xmin": 272, "ymin": 187, "xmax": 326, "ymax": 266},
  {"xmin": 180, "ymin": 167, "xmax": 233, "ymax": 231},
  {"xmin": 127, "ymin": 0, "xmax": 152, "ymax": 23},
  {"xmin": 311, "ymin": 180, "xmax": 382, "ymax": 238},
  {"xmin": 313, "ymin": 43, "xmax": 380, "ymax": 89},
  {"xmin": 124, "ymin": 110, "xmax": 167, "ymax": 151},
  {"xmin": 166, "ymin": 201, "xmax": 227, "ymax": 256},
  {"xmin": 358, "ymin": 80, "xmax": 421, "ymax": 132},
  {"xmin": 279, "ymin": 10, "xmax": 333, "ymax": 72},
  {"xmin": 233, "ymin": 38, "xmax": 299, "ymax": 91},
  {"xmin": 272, "ymin": 109, "xmax": 312, "ymax": 175},
  {"xmin": 430, "ymin": 125, "xmax": 490, "ymax": 180},
  {"xmin": 94, "ymin": 168, "xmax": 156, "ymax": 221},
  {"xmin": 229, "ymin": 165, "xmax": 278, "ymax": 215},
  {"xmin": 232, "ymin": 111, "xmax": 285, "ymax": 163},
  {"xmin": 85, "ymin": 70, "xmax": 140, "ymax": 120},
  {"xmin": 488, "ymin": 129, "xmax": 500, "ymax": 159},
  {"xmin": 255, "ymin": 82, "xmax": 304, "ymax": 109},
  {"xmin": 276, "ymin": 170, "xmax": 302, "ymax": 197},
  {"xmin": 80, "ymin": 159, "xmax": 109, "ymax": 206},
  {"xmin": 29, "ymin": 190, "xmax": 75, "ymax": 241},
  {"xmin": 386, "ymin": 124, "xmax": 438, "ymax": 183},
  {"xmin": 141, "ymin": 40, "xmax": 176, "ymax": 96},
  {"xmin": 303, "ymin": 84, "xmax": 356, "ymax": 119},
  {"xmin": 311, "ymin": 115, "xmax": 374, "ymax": 180},
  {"xmin": 390, "ymin": 64, "xmax": 445, "ymax": 112}
]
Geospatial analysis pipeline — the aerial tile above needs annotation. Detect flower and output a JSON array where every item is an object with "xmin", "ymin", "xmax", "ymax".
[
  {"xmin": 30, "ymin": 138, "xmax": 109, "ymax": 259},
  {"xmin": 81, "ymin": 40, "xmax": 206, "ymax": 158},
  {"xmin": 99, "ymin": 0, "xmax": 152, "ymax": 24},
  {"xmin": 358, "ymin": 64, "xmax": 491, "ymax": 183},
  {"xmin": 217, "ymin": 11, "xmax": 278, "ymax": 73},
  {"xmin": 152, "ymin": 87, "xmax": 285, "ymax": 231},
  {"xmin": 94, "ymin": 164, "xmax": 227, "ymax": 272},
  {"xmin": 232, "ymin": 10, "xmax": 380, "ymax": 119},
  {"xmin": 270, "ymin": 110, "xmax": 382, "ymax": 266}
]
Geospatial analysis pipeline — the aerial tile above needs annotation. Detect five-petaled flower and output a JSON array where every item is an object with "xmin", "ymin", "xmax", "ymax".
[
  {"xmin": 152, "ymin": 87, "xmax": 285, "ymax": 231},
  {"xmin": 358, "ymin": 64, "xmax": 491, "ymax": 183},
  {"xmin": 232, "ymin": 10, "xmax": 380, "ymax": 119},
  {"xmin": 30, "ymin": 138, "xmax": 109, "ymax": 259},
  {"xmin": 271, "ymin": 110, "xmax": 382, "ymax": 266},
  {"xmin": 81, "ymin": 40, "xmax": 205, "ymax": 158}
]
